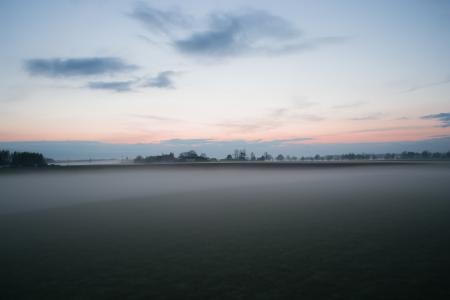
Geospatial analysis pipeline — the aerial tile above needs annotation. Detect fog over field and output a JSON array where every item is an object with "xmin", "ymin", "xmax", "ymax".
[
  {"xmin": 1, "ymin": 163, "xmax": 450, "ymax": 299},
  {"xmin": 1, "ymin": 163, "xmax": 448, "ymax": 214}
]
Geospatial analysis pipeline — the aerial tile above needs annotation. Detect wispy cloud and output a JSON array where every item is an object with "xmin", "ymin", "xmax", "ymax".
[
  {"xmin": 159, "ymin": 137, "xmax": 314, "ymax": 147},
  {"xmin": 87, "ymin": 81, "xmax": 135, "ymax": 92},
  {"xmin": 402, "ymin": 77, "xmax": 450, "ymax": 93},
  {"xmin": 130, "ymin": 3, "xmax": 192, "ymax": 36},
  {"xmin": 422, "ymin": 113, "xmax": 450, "ymax": 127},
  {"xmin": 347, "ymin": 125, "xmax": 428, "ymax": 134},
  {"xmin": 161, "ymin": 138, "xmax": 214, "ymax": 145},
  {"xmin": 131, "ymin": 5, "xmax": 347, "ymax": 59},
  {"xmin": 350, "ymin": 112, "xmax": 384, "ymax": 121},
  {"xmin": 174, "ymin": 9, "xmax": 297, "ymax": 57},
  {"xmin": 332, "ymin": 101, "xmax": 366, "ymax": 109},
  {"xmin": 215, "ymin": 102, "xmax": 323, "ymax": 134},
  {"xmin": 268, "ymin": 104, "xmax": 324, "ymax": 122},
  {"xmin": 269, "ymin": 137, "xmax": 314, "ymax": 144},
  {"xmin": 130, "ymin": 113, "xmax": 182, "ymax": 122},
  {"xmin": 85, "ymin": 71, "xmax": 179, "ymax": 92},
  {"xmin": 265, "ymin": 36, "xmax": 349, "ymax": 55},
  {"xmin": 292, "ymin": 114, "xmax": 324, "ymax": 122},
  {"xmin": 214, "ymin": 120, "xmax": 280, "ymax": 132},
  {"xmin": 292, "ymin": 97, "xmax": 317, "ymax": 109},
  {"xmin": 23, "ymin": 57, "xmax": 179, "ymax": 92},
  {"xmin": 24, "ymin": 57, "xmax": 137, "ymax": 78},
  {"xmin": 174, "ymin": 10, "xmax": 346, "ymax": 57},
  {"xmin": 143, "ymin": 71, "xmax": 176, "ymax": 89}
]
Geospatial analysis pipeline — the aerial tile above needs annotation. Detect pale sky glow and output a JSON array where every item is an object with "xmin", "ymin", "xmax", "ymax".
[{"xmin": 1, "ymin": 0, "xmax": 450, "ymax": 157}]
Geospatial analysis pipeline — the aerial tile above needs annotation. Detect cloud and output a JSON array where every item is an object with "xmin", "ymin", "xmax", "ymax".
[
  {"xmin": 214, "ymin": 120, "xmax": 281, "ymax": 132},
  {"xmin": 174, "ymin": 10, "xmax": 346, "ymax": 58},
  {"xmin": 269, "ymin": 137, "xmax": 314, "ymax": 144},
  {"xmin": 346, "ymin": 125, "xmax": 428, "ymax": 134},
  {"xmin": 174, "ymin": 9, "xmax": 301, "ymax": 57},
  {"xmin": 265, "ymin": 36, "xmax": 349, "ymax": 55},
  {"xmin": 130, "ymin": 3, "xmax": 191, "ymax": 36},
  {"xmin": 268, "ymin": 106, "xmax": 324, "ymax": 122},
  {"xmin": 132, "ymin": 5, "xmax": 347, "ymax": 59},
  {"xmin": 24, "ymin": 57, "xmax": 137, "ymax": 78},
  {"xmin": 214, "ymin": 103, "xmax": 323, "ymax": 134},
  {"xmin": 87, "ymin": 81, "xmax": 135, "ymax": 92},
  {"xmin": 402, "ymin": 77, "xmax": 450, "ymax": 93},
  {"xmin": 160, "ymin": 137, "xmax": 313, "ymax": 148},
  {"xmin": 86, "ymin": 71, "xmax": 179, "ymax": 92},
  {"xmin": 422, "ymin": 113, "xmax": 450, "ymax": 127},
  {"xmin": 130, "ymin": 113, "xmax": 182, "ymax": 122},
  {"xmin": 144, "ymin": 71, "xmax": 176, "ymax": 89},
  {"xmin": 332, "ymin": 101, "xmax": 366, "ymax": 109},
  {"xmin": 293, "ymin": 97, "xmax": 317, "ymax": 109},
  {"xmin": 161, "ymin": 139, "xmax": 214, "ymax": 145},
  {"xmin": 270, "ymin": 108, "xmax": 288, "ymax": 118},
  {"xmin": 350, "ymin": 112, "xmax": 384, "ymax": 121},
  {"xmin": 293, "ymin": 114, "xmax": 324, "ymax": 122}
]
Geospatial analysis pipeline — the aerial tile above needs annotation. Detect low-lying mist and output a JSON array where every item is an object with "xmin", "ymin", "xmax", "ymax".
[{"xmin": 1, "ymin": 164, "xmax": 448, "ymax": 214}]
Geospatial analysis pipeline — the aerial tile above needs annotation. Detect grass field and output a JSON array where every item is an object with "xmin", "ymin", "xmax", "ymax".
[{"xmin": 1, "ymin": 162, "xmax": 450, "ymax": 299}]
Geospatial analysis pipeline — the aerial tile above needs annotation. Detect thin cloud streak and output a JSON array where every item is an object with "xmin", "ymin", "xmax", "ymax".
[
  {"xmin": 24, "ymin": 57, "xmax": 137, "ymax": 78},
  {"xmin": 350, "ymin": 112, "xmax": 384, "ymax": 121},
  {"xmin": 422, "ymin": 113, "xmax": 450, "ymax": 127},
  {"xmin": 87, "ymin": 81, "xmax": 135, "ymax": 92},
  {"xmin": 332, "ymin": 101, "xmax": 366, "ymax": 109},
  {"xmin": 130, "ymin": 113, "xmax": 183, "ymax": 123},
  {"xmin": 402, "ymin": 77, "xmax": 450, "ymax": 93}
]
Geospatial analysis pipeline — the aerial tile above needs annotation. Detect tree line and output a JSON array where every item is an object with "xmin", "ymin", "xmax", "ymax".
[
  {"xmin": 134, "ymin": 150, "xmax": 212, "ymax": 163},
  {"xmin": 134, "ymin": 149, "xmax": 450, "ymax": 163},
  {"xmin": 0, "ymin": 150, "xmax": 48, "ymax": 167},
  {"xmin": 298, "ymin": 151, "xmax": 450, "ymax": 161}
]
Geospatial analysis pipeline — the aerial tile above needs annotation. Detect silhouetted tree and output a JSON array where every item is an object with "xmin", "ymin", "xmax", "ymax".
[
  {"xmin": 233, "ymin": 149, "xmax": 239, "ymax": 160},
  {"xmin": 421, "ymin": 151, "xmax": 431, "ymax": 159},
  {"xmin": 276, "ymin": 154, "xmax": 285, "ymax": 161},
  {"xmin": 179, "ymin": 150, "xmax": 199, "ymax": 160},
  {"xmin": 10, "ymin": 151, "xmax": 47, "ymax": 167},
  {"xmin": 0, "ymin": 150, "xmax": 11, "ymax": 166},
  {"xmin": 384, "ymin": 153, "xmax": 395, "ymax": 160},
  {"xmin": 238, "ymin": 149, "xmax": 247, "ymax": 160},
  {"xmin": 178, "ymin": 150, "xmax": 208, "ymax": 161},
  {"xmin": 432, "ymin": 152, "xmax": 441, "ymax": 159}
]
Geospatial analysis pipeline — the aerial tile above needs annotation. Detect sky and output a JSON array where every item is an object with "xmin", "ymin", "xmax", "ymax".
[{"xmin": 1, "ymin": 0, "xmax": 449, "ymax": 158}]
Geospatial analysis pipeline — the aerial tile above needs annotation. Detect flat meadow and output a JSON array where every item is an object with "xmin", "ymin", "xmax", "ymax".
[{"xmin": 1, "ymin": 162, "xmax": 450, "ymax": 299}]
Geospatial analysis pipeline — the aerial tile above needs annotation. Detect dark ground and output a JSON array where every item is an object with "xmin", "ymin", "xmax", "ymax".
[{"xmin": 1, "ymin": 162, "xmax": 450, "ymax": 299}]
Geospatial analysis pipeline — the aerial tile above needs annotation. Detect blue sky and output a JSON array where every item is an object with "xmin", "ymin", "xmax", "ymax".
[{"xmin": 1, "ymin": 0, "xmax": 449, "ymax": 158}]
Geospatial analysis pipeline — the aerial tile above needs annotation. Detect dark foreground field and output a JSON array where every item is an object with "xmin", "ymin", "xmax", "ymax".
[{"xmin": 1, "ymin": 162, "xmax": 450, "ymax": 299}]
